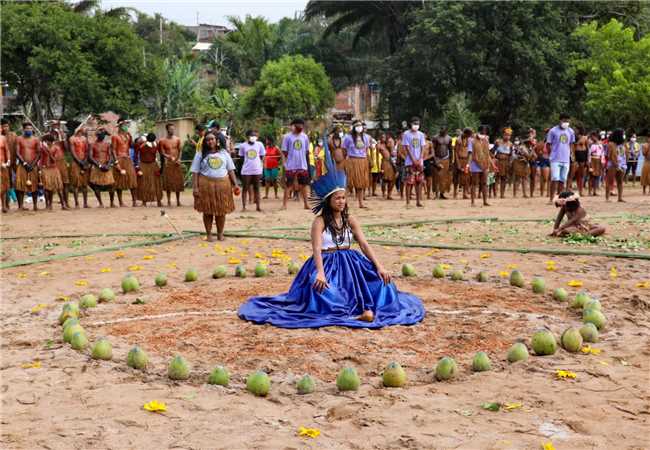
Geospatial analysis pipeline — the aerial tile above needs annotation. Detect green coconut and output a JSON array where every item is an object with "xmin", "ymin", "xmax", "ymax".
[
  {"xmin": 246, "ymin": 371, "xmax": 271, "ymax": 396},
  {"xmin": 62, "ymin": 317, "xmax": 79, "ymax": 330},
  {"xmin": 382, "ymin": 362, "xmax": 407, "ymax": 388},
  {"xmin": 58, "ymin": 302, "xmax": 80, "ymax": 324},
  {"xmin": 531, "ymin": 329, "xmax": 557, "ymax": 356},
  {"xmin": 531, "ymin": 277, "xmax": 546, "ymax": 294},
  {"xmin": 579, "ymin": 323, "xmax": 599, "ymax": 343},
  {"xmin": 91, "ymin": 338, "xmax": 113, "ymax": 360},
  {"xmin": 121, "ymin": 275, "xmax": 139, "ymax": 293},
  {"xmin": 155, "ymin": 273, "xmax": 168, "ymax": 287},
  {"xmin": 432, "ymin": 264, "xmax": 445, "ymax": 279},
  {"xmin": 184, "ymin": 268, "xmax": 198, "ymax": 282},
  {"xmin": 472, "ymin": 351, "xmax": 492, "ymax": 372},
  {"xmin": 98, "ymin": 288, "xmax": 116, "ymax": 303},
  {"xmin": 507, "ymin": 342, "xmax": 529, "ymax": 363},
  {"xmin": 553, "ymin": 288, "xmax": 568, "ymax": 302},
  {"xmin": 296, "ymin": 374, "xmax": 315, "ymax": 394},
  {"xmin": 571, "ymin": 292, "xmax": 591, "ymax": 309},
  {"xmin": 207, "ymin": 366, "xmax": 230, "ymax": 386},
  {"xmin": 560, "ymin": 327, "xmax": 583, "ymax": 353},
  {"xmin": 235, "ymin": 265, "xmax": 247, "ymax": 278},
  {"xmin": 583, "ymin": 308, "xmax": 606, "ymax": 330},
  {"xmin": 70, "ymin": 331, "xmax": 88, "ymax": 350},
  {"xmin": 287, "ymin": 262, "xmax": 300, "ymax": 275},
  {"xmin": 450, "ymin": 270, "xmax": 464, "ymax": 281},
  {"xmin": 336, "ymin": 367, "xmax": 361, "ymax": 391},
  {"xmin": 126, "ymin": 346, "xmax": 149, "ymax": 370},
  {"xmin": 63, "ymin": 324, "xmax": 85, "ymax": 343},
  {"xmin": 79, "ymin": 294, "xmax": 98, "ymax": 309},
  {"xmin": 212, "ymin": 266, "xmax": 227, "ymax": 279},
  {"xmin": 476, "ymin": 271, "xmax": 489, "ymax": 282},
  {"xmin": 168, "ymin": 355, "xmax": 190, "ymax": 380},
  {"xmin": 254, "ymin": 263, "xmax": 268, "ymax": 278},
  {"xmin": 401, "ymin": 264, "xmax": 416, "ymax": 277},
  {"xmin": 583, "ymin": 299, "xmax": 602, "ymax": 312},
  {"xmin": 509, "ymin": 270, "xmax": 525, "ymax": 288},
  {"xmin": 435, "ymin": 357, "xmax": 457, "ymax": 381}
]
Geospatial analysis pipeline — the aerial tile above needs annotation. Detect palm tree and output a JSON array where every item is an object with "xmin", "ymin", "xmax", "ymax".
[
  {"xmin": 304, "ymin": 0, "xmax": 417, "ymax": 53},
  {"xmin": 68, "ymin": 0, "xmax": 134, "ymax": 20}
]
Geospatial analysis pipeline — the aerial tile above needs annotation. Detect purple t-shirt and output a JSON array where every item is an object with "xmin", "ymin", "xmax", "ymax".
[
  {"xmin": 401, "ymin": 130, "xmax": 426, "ymax": 166},
  {"xmin": 342, "ymin": 133, "xmax": 370, "ymax": 158},
  {"xmin": 546, "ymin": 125, "xmax": 575, "ymax": 164},
  {"xmin": 281, "ymin": 132, "xmax": 309, "ymax": 171},
  {"xmin": 238, "ymin": 141, "xmax": 265, "ymax": 175}
]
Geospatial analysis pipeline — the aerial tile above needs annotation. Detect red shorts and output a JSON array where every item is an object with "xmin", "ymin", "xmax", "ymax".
[
  {"xmin": 285, "ymin": 169, "xmax": 310, "ymax": 186},
  {"xmin": 405, "ymin": 166, "xmax": 424, "ymax": 185}
]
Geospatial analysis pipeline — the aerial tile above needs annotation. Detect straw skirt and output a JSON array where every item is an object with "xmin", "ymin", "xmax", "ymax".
[
  {"xmin": 70, "ymin": 163, "xmax": 89, "ymax": 188},
  {"xmin": 162, "ymin": 162, "xmax": 185, "ymax": 192},
  {"xmin": 41, "ymin": 167, "xmax": 63, "ymax": 191},
  {"xmin": 346, "ymin": 157, "xmax": 369, "ymax": 189},
  {"xmin": 15, "ymin": 165, "xmax": 39, "ymax": 193},
  {"xmin": 113, "ymin": 157, "xmax": 137, "ymax": 190},
  {"xmin": 194, "ymin": 175, "xmax": 235, "ymax": 216},
  {"xmin": 137, "ymin": 162, "xmax": 162, "ymax": 202}
]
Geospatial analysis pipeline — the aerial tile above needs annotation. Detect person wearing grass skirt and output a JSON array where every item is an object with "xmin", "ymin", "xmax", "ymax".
[{"xmin": 239, "ymin": 137, "xmax": 425, "ymax": 329}]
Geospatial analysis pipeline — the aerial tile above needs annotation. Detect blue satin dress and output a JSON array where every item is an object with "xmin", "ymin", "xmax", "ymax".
[{"xmin": 238, "ymin": 228, "xmax": 425, "ymax": 329}]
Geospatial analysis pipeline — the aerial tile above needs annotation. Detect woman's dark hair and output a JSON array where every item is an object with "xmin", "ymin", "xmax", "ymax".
[
  {"xmin": 200, "ymin": 132, "xmax": 227, "ymax": 165},
  {"xmin": 265, "ymin": 136, "xmax": 274, "ymax": 145},
  {"xmin": 610, "ymin": 128, "xmax": 625, "ymax": 145},
  {"xmin": 245, "ymin": 129, "xmax": 257, "ymax": 137},
  {"xmin": 558, "ymin": 190, "xmax": 580, "ymax": 211},
  {"xmin": 146, "ymin": 132, "xmax": 156, "ymax": 142},
  {"xmin": 321, "ymin": 193, "xmax": 350, "ymax": 248}
]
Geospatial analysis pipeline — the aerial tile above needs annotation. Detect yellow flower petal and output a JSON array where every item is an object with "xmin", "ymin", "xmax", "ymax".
[
  {"xmin": 542, "ymin": 442, "xmax": 556, "ymax": 450},
  {"xmin": 145, "ymin": 249, "xmax": 158, "ymax": 254},
  {"xmin": 199, "ymin": 242, "xmax": 208, "ymax": 248},
  {"xmin": 635, "ymin": 281, "xmax": 649, "ymax": 289},
  {"xmin": 228, "ymin": 257, "xmax": 241, "ymax": 264},
  {"xmin": 128, "ymin": 265, "xmax": 143, "ymax": 272},
  {"xmin": 609, "ymin": 267, "xmax": 617, "ymax": 279},
  {"xmin": 504, "ymin": 402, "xmax": 523, "ymax": 411},
  {"xmin": 499, "ymin": 271, "xmax": 509, "ymax": 278},
  {"xmin": 74, "ymin": 279, "xmax": 88, "ymax": 286},
  {"xmin": 85, "ymin": 256, "xmax": 96, "ymax": 261},
  {"xmin": 165, "ymin": 262, "xmax": 177, "ymax": 269},
  {"xmin": 567, "ymin": 280, "xmax": 583, "ymax": 287},
  {"xmin": 299, "ymin": 254, "xmax": 309, "ymax": 261},
  {"xmin": 255, "ymin": 252, "xmax": 265, "ymax": 259},
  {"xmin": 241, "ymin": 239, "xmax": 250, "ymax": 245},
  {"xmin": 21, "ymin": 360, "xmax": 42, "ymax": 369},
  {"xmin": 39, "ymin": 271, "xmax": 50, "ymax": 277},
  {"xmin": 17, "ymin": 273, "xmax": 28, "ymax": 279},
  {"xmin": 426, "ymin": 249, "xmax": 440, "ymax": 255},
  {"xmin": 506, "ymin": 264, "xmax": 518, "ymax": 269},
  {"xmin": 297, "ymin": 427, "xmax": 320, "ymax": 438},
  {"xmin": 480, "ymin": 253, "xmax": 491, "ymax": 259},
  {"xmin": 555, "ymin": 369, "xmax": 577, "ymax": 380},
  {"xmin": 100, "ymin": 267, "xmax": 112, "ymax": 273},
  {"xmin": 55, "ymin": 295, "xmax": 70, "ymax": 302},
  {"xmin": 239, "ymin": 253, "xmax": 248, "ymax": 258},
  {"xmin": 143, "ymin": 400, "xmax": 167, "ymax": 413},
  {"xmin": 580, "ymin": 345, "xmax": 602, "ymax": 355},
  {"xmin": 599, "ymin": 360, "xmax": 609, "ymax": 366},
  {"xmin": 143, "ymin": 255, "xmax": 155, "ymax": 260},
  {"xmin": 30, "ymin": 303, "xmax": 49, "ymax": 313},
  {"xmin": 441, "ymin": 264, "xmax": 451, "ymax": 270},
  {"xmin": 114, "ymin": 251, "xmax": 126, "ymax": 258}
]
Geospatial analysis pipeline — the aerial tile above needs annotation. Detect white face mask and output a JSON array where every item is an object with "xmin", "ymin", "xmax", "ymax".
[
  {"xmin": 561, "ymin": 122, "xmax": 570, "ymax": 129},
  {"xmin": 630, "ymin": 137, "xmax": 636, "ymax": 142},
  {"xmin": 600, "ymin": 133, "xmax": 606, "ymax": 139},
  {"xmin": 411, "ymin": 124, "xmax": 420, "ymax": 131},
  {"xmin": 354, "ymin": 126, "xmax": 363, "ymax": 133},
  {"xmin": 338, "ymin": 132, "xmax": 344, "ymax": 139},
  {"xmin": 248, "ymin": 136, "xmax": 257, "ymax": 143}
]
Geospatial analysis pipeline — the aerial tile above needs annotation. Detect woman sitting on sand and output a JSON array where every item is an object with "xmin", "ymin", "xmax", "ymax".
[
  {"xmin": 549, "ymin": 191, "xmax": 606, "ymax": 238},
  {"xmin": 238, "ymin": 139, "xmax": 425, "ymax": 329}
]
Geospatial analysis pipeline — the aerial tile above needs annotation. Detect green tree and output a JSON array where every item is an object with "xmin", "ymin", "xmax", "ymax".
[
  {"xmin": 572, "ymin": 19, "xmax": 650, "ymax": 130},
  {"xmin": 158, "ymin": 60, "xmax": 202, "ymax": 119},
  {"xmin": 240, "ymin": 55, "xmax": 334, "ymax": 121}
]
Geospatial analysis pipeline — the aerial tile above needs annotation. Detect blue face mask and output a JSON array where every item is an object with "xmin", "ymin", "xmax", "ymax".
[{"xmin": 24, "ymin": 130, "xmax": 33, "ymax": 137}]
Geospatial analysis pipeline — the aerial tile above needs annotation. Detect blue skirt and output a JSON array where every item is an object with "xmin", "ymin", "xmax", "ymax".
[{"xmin": 238, "ymin": 249, "xmax": 425, "ymax": 329}]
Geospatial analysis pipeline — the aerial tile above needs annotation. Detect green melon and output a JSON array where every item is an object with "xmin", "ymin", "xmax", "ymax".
[
  {"xmin": 583, "ymin": 299, "xmax": 602, "ymax": 312},
  {"xmin": 246, "ymin": 371, "xmax": 271, "ymax": 396},
  {"xmin": 79, "ymin": 294, "xmax": 98, "ymax": 309},
  {"xmin": 509, "ymin": 270, "xmax": 525, "ymax": 288},
  {"xmin": 254, "ymin": 263, "xmax": 268, "ymax": 278},
  {"xmin": 432, "ymin": 264, "xmax": 445, "ymax": 279},
  {"xmin": 336, "ymin": 367, "xmax": 361, "ymax": 391},
  {"xmin": 207, "ymin": 366, "xmax": 230, "ymax": 386},
  {"xmin": 472, "ymin": 351, "xmax": 492, "ymax": 372},
  {"xmin": 571, "ymin": 292, "xmax": 591, "ymax": 309},
  {"xmin": 184, "ymin": 268, "xmax": 198, "ymax": 282},
  {"xmin": 435, "ymin": 357, "xmax": 457, "ymax": 381},
  {"xmin": 155, "ymin": 273, "xmax": 168, "ymax": 287},
  {"xmin": 62, "ymin": 317, "xmax": 79, "ymax": 330},
  {"xmin": 450, "ymin": 270, "xmax": 464, "ymax": 281},
  {"xmin": 126, "ymin": 346, "xmax": 148, "ymax": 370},
  {"xmin": 235, "ymin": 265, "xmax": 247, "ymax": 278},
  {"xmin": 531, "ymin": 329, "xmax": 557, "ymax": 356},
  {"xmin": 287, "ymin": 262, "xmax": 300, "ymax": 275},
  {"xmin": 58, "ymin": 302, "xmax": 80, "ymax": 324},
  {"xmin": 583, "ymin": 309, "xmax": 606, "ymax": 330},
  {"xmin": 98, "ymin": 288, "xmax": 116, "ymax": 303},
  {"xmin": 382, "ymin": 362, "xmax": 407, "ymax": 388},
  {"xmin": 91, "ymin": 339, "xmax": 113, "ymax": 360},
  {"xmin": 507, "ymin": 342, "xmax": 529, "ymax": 363},
  {"xmin": 553, "ymin": 288, "xmax": 568, "ymax": 302},
  {"xmin": 401, "ymin": 264, "xmax": 416, "ymax": 277},
  {"xmin": 121, "ymin": 275, "xmax": 139, "ymax": 293},
  {"xmin": 296, "ymin": 374, "xmax": 315, "ymax": 394},
  {"xmin": 560, "ymin": 327, "xmax": 583, "ymax": 353},
  {"xmin": 476, "ymin": 271, "xmax": 489, "ymax": 282},
  {"xmin": 70, "ymin": 331, "xmax": 88, "ymax": 350},
  {"xmin": 63, "ymin": 324, "xmax": 85, "ymax": 343},
  {"xmin": 531, "ymin": 277, "xmax": 546, "ymax": 294},
  {"xmin": 579, "ymin": 323, "xmax": 599, "ymax": 343},
  {"xmin": 212, "ymin": 266, "xmax": 227, "ymax": 279},
  {"xmin": 168, "ymin": 355, "xmax": 190, "ymax": 380}
]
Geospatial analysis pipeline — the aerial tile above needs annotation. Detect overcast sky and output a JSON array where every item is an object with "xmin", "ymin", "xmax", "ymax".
[{"xmin": 101, "ymin": 0, "xmax": 309, "ymax": 27}]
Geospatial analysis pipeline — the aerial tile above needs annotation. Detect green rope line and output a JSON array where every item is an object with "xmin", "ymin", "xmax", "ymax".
[
  {"xmin": 0, "ymin": 232, "xmax": 200, "ymax": 269},
  {"xmin": 1, "ymin": 232, "xmax": 175, "ymax": 241}
]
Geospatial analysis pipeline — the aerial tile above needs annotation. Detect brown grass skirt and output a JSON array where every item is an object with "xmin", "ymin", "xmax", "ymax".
[
  {"xmin": 346, "ymin": 157, "xmax": 369, "ymax": 189},
  {"xmin": 69, "ymin": 163, "xmax": 89, "ymax": 189},
  {"xmin": 90, "ymin": 166, "xmax": 115, "ymax": 187},
  {"xmin": 496, "ymin": 157, "xmax": 511, "ymax": 177},
  {"xmin": 641, "ymin": 161, "xmax": 650, "ymax": 187},
  {"xmin": 455, "ymin": 156, "xmax": 470, "ymax": 185},
  {"xmin": 590, "ymin": 158, "xmax": 603, "ymax": 177},
  {"xmin": 56, "ymin": 159, "xmax": 69, "ymax": 184},
  {"xmin": 41, "ymin": 167, "xmax": 63, "ymax": 192},
  {"xmin": 433, "ymin": 159, "xmax": 452, "ymax": 192},
  {"xmin": 137, "ymin": 162, "xmax": 162, "ymax": 202},
  {"xmin": 0, "ymin": 166, "xmax": 9, "ymax": 194},
  {"xmin": 512, "ymin": 159, "xmax": 530, "ymax": 177},
  {"xmin": 15, "ymin": 165, "xmax": 39, "ymax": 193},
  {"xmin": 194, "ymin": 175, "xmax": 235, "ymax": 216},
  {"xmin": 113, "ymin": 157, "xmax": 137, "ymax": 190},
  {"xmin": 162, "ymin": 162, "xmax": 185, "ymax": 192},
  {"xmin": 381, "ymin": 160, "xmax": 395, "ymax": 182}
]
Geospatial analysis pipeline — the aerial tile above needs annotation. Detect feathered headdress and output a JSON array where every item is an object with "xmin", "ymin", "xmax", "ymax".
[{"xmin": 308, "ymin": 132, "xmax": 347, "ymax": 215}]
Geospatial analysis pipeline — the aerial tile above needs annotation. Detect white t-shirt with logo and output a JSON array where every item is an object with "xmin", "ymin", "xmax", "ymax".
[{"xmin": 238, "ymin": 141, "xmax": 265, "ymax": 175}]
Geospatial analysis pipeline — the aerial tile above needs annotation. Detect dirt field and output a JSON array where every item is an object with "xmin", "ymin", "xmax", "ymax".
[{"xmin": 1, "ymin": 186, "xmax": 649, "ymax": 450}]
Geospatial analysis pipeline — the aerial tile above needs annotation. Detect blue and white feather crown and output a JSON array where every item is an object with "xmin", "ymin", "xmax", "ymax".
[{"xmin": 309, "ymin": 134, "xmax": 347, "ymax": 215}]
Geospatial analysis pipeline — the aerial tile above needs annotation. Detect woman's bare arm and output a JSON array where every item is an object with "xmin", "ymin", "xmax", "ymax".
[{"xmin": 311, "ymin": 217, "xmax": 328, "ymax": 292}]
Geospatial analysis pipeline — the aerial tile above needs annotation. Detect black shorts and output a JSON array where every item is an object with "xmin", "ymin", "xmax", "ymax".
[{"xmin": 575, "ymin": 150, "xmax": 588, "ymax": 163}]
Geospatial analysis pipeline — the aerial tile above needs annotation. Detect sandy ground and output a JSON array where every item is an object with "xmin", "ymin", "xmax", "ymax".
[{"xmin": 1, "ymin": 185, "xmax": 649, "ymax": 450}]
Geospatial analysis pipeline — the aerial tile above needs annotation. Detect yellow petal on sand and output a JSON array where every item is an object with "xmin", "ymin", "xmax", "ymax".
[
  {"xmin": 21, "ymin": 360, "xmax": 42, "ymax": 369},
  {"xmin": 213, "ymin": 244, "xmax": 223, "ymax": 251},
  {"xmin": 499, "ymin": 271, "xmax": 509, "ymax": 278},
  {"xmin": 555, "ymin": 370, "xmax": 577, "ymax": 380},
  {"xmin": 580, "ymin": 345, "xmax": 602, "ymax": 355},
  {"xmin": 143, "ymin": 255, "xmax": 155, "ymax": 260},
  {"xmin": 480, "ymin": 253, "xmax": 491, "ymax": 259},
  {"xmin": 599, "ymin": 360, "xmax": 609, "ymax": 366},
  {"xmin": 228, "ymin": 257, "xmax": 241, "ymax": 265},
  {"xmin": 610, "ymin": 266, "xmax": 617, "ymax": 279},
  {"xmin": 504, "ymin": 402, "xmax": 523, "ymax": 411},
  {"xmin": 114, "ymin": 251, "xmax": 126, "ymax": 258},
  {"xmin": 30, "ymin": 303, "xmax": 49, "ymax": 314},
  {"xmin": 259, "ymin": 259, "xmax": 270, "ymax": 266},
  {"xmin": 55, "ymin": 295, "xmax": 70, "ymax": 302},
  {"xmin": 635, "ymin": 281, "xmax": 650, "ymax": 289},
  {"xmin": 84, "ymin": 256, "xmax": 96, "ymax": 261},
  {"xmin": 145, "ymin": 248, "xmax": 158, "ymax": 254},
  {"xmin": 426, "ymin": 249, "xmax": 440, "ymax": 255},
  {"xmin": 165, "ymin": 262, "xmax": 177, "ymax": 269},
  {"xmin": 143, "ymin": 400, "xmax": 167, "ymax": 413},
  {"xmin": 128, "ymin": 265, "xmax": 143, "ymax": 272},
  {"xmin": 39, "ymin": 271, "xmax": 50, "ymax": 277},
  {"xmin": 239, "ymin": 253, "xmax": 248, "ymax": 258},
  {"xmin": 297, "ymin": 427, "xmax": 320, "ymax": 439},
  {"xmin": 506, "ymin": 263, "xmax": 518, "ymax": 269},
  {"xmin": 460, "ymin": 259, "xmax": 468, "ymax": 264},
  {"xmin": 542, "ymin": 442, "xmax": 556, "ymax": 450},
  {"xmin": 199, "ymin": 242, "xmax": 209, "ymax": 248},
  {"xmin": 74, "ymin": 279, "xmax": 88, "ymax": 287},
  {"xmin": 441, "ymin": 264, "xmax": 452, "ymax": 270},
  {"xmin": 100, "ymin": 267, "xmax": 112, "ymax": 273},
  {"xmin": 255, "ymin": 252, "xmax": 265, "ymax": 259},
  {"xmin": 17, "ymin": 273, "xmax": 28, "ymax": 279},
  {"xmin": 567, "ymin": 280, "xmax": 583, "ymax": 287},
  {"xmin": 299, "ymin": 254, "xmax": 309, "ymax": 262},
  {"xmin": 241, "ymin": 239, "xmax": 250, "ymax": 245}
]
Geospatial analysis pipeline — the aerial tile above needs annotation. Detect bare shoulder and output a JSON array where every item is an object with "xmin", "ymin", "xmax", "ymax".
[
  {"xmin": 348, "ymin": 215, "xmax": 361, "ymax": 228},
  {"xmin": 312, "ymin": 215, "xmax": 325, "ymax": 230}
]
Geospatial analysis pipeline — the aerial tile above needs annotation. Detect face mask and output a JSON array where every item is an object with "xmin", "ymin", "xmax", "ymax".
[
  {"xmin": 411, "ymin": 124, "xmax": 420, "ymax": 131},
  {"xmin": 630, "ymin": 137, "xmax": 636, "ymax": 143},
  {"xmin": 248, "ymin": 136, "xmax": 257, "ymax": 143},
  {"xmin": 514, "ymin": 140, "xmax": 520, "ymax": 145},
  {"xmin": 561, "ymin": 122, "xmax": 569, "ymax": 129},
  {"xmin": 338, "ymin": 132, "xmax": 343, "ymax": 139},
  {"xmin": 97, "ymin": 133, "xmax": 107, "ymax": 141},
  {"xmin": 354, "ymin": 126, "xmax": 363, "ymax": 133},
  {"xmin": 24, "ymin": 130, "xmax": 33, "ymax": 137},
  {"xmin": 318, "ymin": 140, "xmax": 323, "ymax": 146},
  {"xmin": 120, "ymin": 125, "xmax": 128, "ymax": 132},
  {"xmin": 600, "ymin": 133, "xmax": 606, "ymax": 139}
]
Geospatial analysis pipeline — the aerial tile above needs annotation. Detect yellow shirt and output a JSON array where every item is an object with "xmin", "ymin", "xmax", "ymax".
[
  {"xmin": 308, "ymin": 142, "xmax": 315, "ymax": 166},
  {"xmin": 369, "ymin": 147, "xmax": 383, "ymax": 173}
]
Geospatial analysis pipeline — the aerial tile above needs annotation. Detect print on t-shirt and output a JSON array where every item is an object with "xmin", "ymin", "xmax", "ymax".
[
  {"xmin": 208, "ymin": 156, "xmax": 223, "ymax": 170},
  {"xmin": 293, "ymin": 139, "xmax": 303, "ymax": 150}
]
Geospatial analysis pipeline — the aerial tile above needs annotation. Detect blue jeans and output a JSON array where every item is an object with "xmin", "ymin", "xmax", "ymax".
[{"xmin": 550, "ymin": 161, "xmax": 569, "ymax": 182}]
